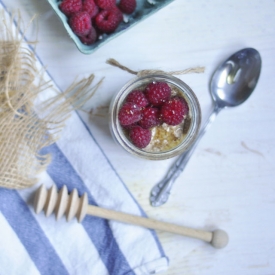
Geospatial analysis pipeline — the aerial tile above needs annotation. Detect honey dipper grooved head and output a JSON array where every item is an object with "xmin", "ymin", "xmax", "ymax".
[
  {"xmin": 33, "ymin": 184, "xmax": 47, "ymax": 214},
  {"xmin": 33, "ymin": 184, "xmax": 88, "ymax": 223}
]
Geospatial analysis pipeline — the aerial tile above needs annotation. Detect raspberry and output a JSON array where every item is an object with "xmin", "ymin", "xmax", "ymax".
[
  {"xmin": 118, "ymin": 0, "xmax": 136, "ymax": 14},
  {"xmin": 80, "ymin": 26, "xmax": 97, "ymax": 45},
  {"xmin": 145, "ymin": 82, "xmax": 171, "ymax": 106},
  {"xmin": 95, "ymin": 8, "xmax": 123, "ymax": 33},
  {"xmin": 129, "ymin": 126, "xmax": 151, "ymax": 148},
  {"xmin": 118, "ymin": 102, "xmax": 142, "ymax": 126},
  {"xmin": 59, "ymin": 0, "xmax": 82, "ymax": 17},
  {"xmin": 126, "ymin": 90, "xmax": 149, "ymax": 108},
  {"xmin": 69, "ymin": 12, "xmax": 92, "ymax": 37},
  {"xmin": 138, "ymin": 107, "xmax": 161, "ymax": 129},
  {"xmin": 94, "ymin": 0, "xmax": 116, "ymax": 9},
  {"xmin": 83, "ymin": 0, "xmax": 99, "ymax": 18},
  {"xmin": 178, "ymin": 96, "xmax": 189, "ymax": 115},
  {"xmin": 161, "ymin": 96, "xmax": 188, "ymax": 126},
  {"xmin": 122, "ymin": 123, "xmax": 136, "ymax": 130}
]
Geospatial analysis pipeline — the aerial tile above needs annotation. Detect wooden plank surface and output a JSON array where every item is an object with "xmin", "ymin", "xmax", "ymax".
[{"xmin": 4, "ymin": 0, "xmax": 275, "ymax": 274}]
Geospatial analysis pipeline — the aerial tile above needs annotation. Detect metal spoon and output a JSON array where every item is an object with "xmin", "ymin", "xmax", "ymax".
[{"xmin": 150, "ymin": 48, "xmax": 262, "ymax": 207}]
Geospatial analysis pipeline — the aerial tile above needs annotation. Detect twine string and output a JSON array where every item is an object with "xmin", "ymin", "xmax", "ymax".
[{"xmin": 106, "ymin": 58, "xmax": 205, "ymax": 77}]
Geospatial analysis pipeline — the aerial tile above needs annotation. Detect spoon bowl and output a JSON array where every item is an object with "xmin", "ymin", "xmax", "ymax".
[
  {"xmin": 211, "ymin": 48, "xmax": 261, "ymax": 108},
  {"xmin": 150, "ymin": 47, "xmax": 262, "ymax": 207}
]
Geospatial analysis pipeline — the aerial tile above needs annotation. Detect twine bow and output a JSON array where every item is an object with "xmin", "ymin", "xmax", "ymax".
[{"xmin": 106, "ymin": 58, "xmax": 205, "ymax": 77}]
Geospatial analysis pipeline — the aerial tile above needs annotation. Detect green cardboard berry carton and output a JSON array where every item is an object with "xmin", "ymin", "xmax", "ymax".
[{"xmin": 47, "ymin": 0, "xmax": 174, "ymax": 54}]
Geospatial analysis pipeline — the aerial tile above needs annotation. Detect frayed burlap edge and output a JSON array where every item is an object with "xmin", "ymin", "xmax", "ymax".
[{"xmin": 0, "ymin": 11, "xmax": 102, "ymax": 189}]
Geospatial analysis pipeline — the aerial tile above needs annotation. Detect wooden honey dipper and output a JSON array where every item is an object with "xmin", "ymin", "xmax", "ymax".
[{"xmin": 33, "ymin": 184, "xmax": 229, "ymax": 249}]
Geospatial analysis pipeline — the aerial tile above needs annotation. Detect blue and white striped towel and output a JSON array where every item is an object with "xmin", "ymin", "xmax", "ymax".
[{"xmin": 0, "ymin": 2, "xmax": 169, "ymax": 274}]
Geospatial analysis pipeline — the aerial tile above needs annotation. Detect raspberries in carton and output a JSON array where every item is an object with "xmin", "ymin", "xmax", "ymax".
[{"xmin": 59, "ymin": 0, "xmax": 137, "ymax": 45}]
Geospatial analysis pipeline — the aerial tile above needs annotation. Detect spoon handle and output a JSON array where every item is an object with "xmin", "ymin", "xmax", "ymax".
[{"xmin": 150, "ymin": 105, "xmax": 222, "ymax": 207}]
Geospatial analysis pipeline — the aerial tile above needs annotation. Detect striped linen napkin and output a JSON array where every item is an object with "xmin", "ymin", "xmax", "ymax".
[{"xmin": 0, "ymin": 2, "xmax": 169, "ymax": 274}]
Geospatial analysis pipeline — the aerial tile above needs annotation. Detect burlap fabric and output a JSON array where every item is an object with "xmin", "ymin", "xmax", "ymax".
[{"xmin": 0, "ymin": 12, "xmax": 101, "ymax": 189}]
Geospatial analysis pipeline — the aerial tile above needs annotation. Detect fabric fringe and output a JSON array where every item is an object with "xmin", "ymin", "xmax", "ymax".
[{"xmin": 0, "ymin": 11, "xmax": 101, "ymax": 189}]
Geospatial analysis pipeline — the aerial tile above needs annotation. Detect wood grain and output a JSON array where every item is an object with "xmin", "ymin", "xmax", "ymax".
[{"xmin": 5, "ymin": 0, "xmax": 275, "ymax": 274}]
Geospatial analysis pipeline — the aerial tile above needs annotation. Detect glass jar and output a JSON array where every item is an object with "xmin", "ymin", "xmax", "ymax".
[{"xmin": 109, "ymin": 74, "xmax": 201, "ymax": 160}]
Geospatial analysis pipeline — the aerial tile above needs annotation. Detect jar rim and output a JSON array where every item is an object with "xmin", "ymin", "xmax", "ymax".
[{"xmin": 109, "ymin": 74, "xmax": 201, "ymax": 160}]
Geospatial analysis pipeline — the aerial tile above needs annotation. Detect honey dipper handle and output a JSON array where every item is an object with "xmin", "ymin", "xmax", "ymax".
[
  {"xmin": 87, "ymin": 205, "xmax": 228, "ymax": 248},
  {"xmin": 33, "ymin": 185, "xmax": 228, "ymax": 248}
]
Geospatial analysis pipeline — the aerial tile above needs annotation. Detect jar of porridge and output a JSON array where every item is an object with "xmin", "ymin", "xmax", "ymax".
[{"xmin": 109, "ymin": 74, "xmax": 201, "ymax": 160}]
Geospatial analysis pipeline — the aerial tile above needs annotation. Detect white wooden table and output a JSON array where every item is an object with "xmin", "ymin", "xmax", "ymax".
[{"xmin": 4, "ymin": 0, "xmax": 275, "ymax": 274}]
